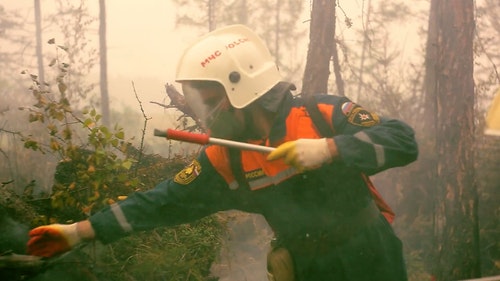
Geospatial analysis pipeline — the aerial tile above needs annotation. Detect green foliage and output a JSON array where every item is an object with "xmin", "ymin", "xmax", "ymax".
[
  {"xmin": 97, "ymin": 216, "xmax": 223, "ymax": 281},
  {"xmin": 16, "ymin": 40, "xmax": 224, "ymax": 280},
  {"xmin": 51, "ymin": 0, "xmax": 98, "ymax": 102},
  {"xmin": 20, "ymin": 64, "xmax": 138, "ymax": 222}
]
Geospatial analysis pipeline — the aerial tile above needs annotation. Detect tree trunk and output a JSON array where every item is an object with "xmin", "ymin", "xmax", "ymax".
[
  {"xmin": 354, "ymin": 0, "xmax": 372, "ymax": 100},
  {"xmin": 423, "ymin": 0, "xmax": 440, "ymax": 275},
  {"xmin": 34, "ymin": 0, "xmax": 45, "ymax": 90},
  {"xmin": 99, "ymin": 0, "xmax": 110, "ymax": 127},
  {"xmin": 301, "ymin": 0, "xmax": 335, "ymax": 97},
  {"xmin": 431, "ymin": 0, "xmax": 481, "ymax": 280},
  {"xmin": 423, "ymin": 0, "xmax": 439, "ymax": 135},
  {"xmin": 208, "ymin": 0, "xmax": 216, "ymax": 31},
  {"xmin": 274, "ymin": 0, "xmax": 281, "ymax": 68},
  {"xmin": 330, "ymin": 2, "xmax": 344, "ymax": 97}
]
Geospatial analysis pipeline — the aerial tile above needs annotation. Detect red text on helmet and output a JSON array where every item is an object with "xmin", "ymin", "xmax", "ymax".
[
  {"xmin": 200, "ymin": 37, "xmax": 250, "ymax": 68},
  {"xmin": 225, "ymin": 37, "xmax": 249, "ymax": 49},
  {"xmin": 201, "ymin": 50, "xmax": 222, "ymax": 68}
]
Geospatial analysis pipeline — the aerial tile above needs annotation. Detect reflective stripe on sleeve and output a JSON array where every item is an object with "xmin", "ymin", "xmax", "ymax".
[
  {"xmin": 110, "ymin": 203, "xmax": 133, "ymax": 233},
  {"xmin": 354, "ymin": 131, "xmax": 386, "ymax": 167}
]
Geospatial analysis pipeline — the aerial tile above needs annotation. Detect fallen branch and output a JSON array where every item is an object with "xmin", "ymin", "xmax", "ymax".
[{"xmin": 150, "ymin": 83, "xmax": 204, "ymax": 130}]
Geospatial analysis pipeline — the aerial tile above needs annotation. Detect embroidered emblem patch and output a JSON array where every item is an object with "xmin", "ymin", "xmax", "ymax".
[
  {"xmin": 174, "ymin": 160, "xmax": 201, "ymax": 185},
  {"xmin": 347, "ymin": 106, "xmax": 380, "ymax": 127}
]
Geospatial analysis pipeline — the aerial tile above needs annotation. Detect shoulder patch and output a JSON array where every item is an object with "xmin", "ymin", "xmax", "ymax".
[
  {"xmin": 346, "ymin": 106, "xmax": 380, "ymax": 127},
  {"xmin": 174, "ymin": 159, "xmax": 202, "ymax": 185}
]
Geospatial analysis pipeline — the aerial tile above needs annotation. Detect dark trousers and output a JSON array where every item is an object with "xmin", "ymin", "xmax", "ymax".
[{"xmin": 290, "ymin": 215, "xmax": 408, "ymax": 281}]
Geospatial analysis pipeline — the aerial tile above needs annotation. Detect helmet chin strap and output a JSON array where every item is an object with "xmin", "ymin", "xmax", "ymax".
[
  {"xmin": 238, "ymin": 106, "xmax": 273, "ymax": 141},
  {"xmin": 204, "ymin": 97, "xmax": 274, "ymax": 142},
  {"xmin": 203, "ymin": 97, "xmax": 227, "ymax": 120}
]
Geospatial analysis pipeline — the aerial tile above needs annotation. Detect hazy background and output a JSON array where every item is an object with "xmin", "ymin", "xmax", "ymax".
[
  {"xmin": 5, "ymin": 1, "xmax": 494, "ymax": 281},
  {"xmin": 1, "ymin": 0, "xmax": 424, "ymax": 116},
  {"xmin": 0, "ymin": 1, "xmax": 422, "ymax": 279},
  {"xmin": 2, "ymin": 1, "xmax": 192, "ymax": 115}
]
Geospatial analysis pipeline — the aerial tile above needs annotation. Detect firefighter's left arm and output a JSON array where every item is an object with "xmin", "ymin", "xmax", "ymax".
[
  {"xmin": 267, "ymin": 96, "xmax": 418, "ymax": 173},
  {"xmin": 331, "ymin": 104, "xmax": 418, "ymax": 175}
]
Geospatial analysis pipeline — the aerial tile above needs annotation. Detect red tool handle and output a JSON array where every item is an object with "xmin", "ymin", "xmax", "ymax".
[
  {"xmin": 154, "ymin": 128, "xmax": 275, "ymax": 153},
  {"xmin": 154, "ymin": 129, "xmax": 210, "ymax": 145}
]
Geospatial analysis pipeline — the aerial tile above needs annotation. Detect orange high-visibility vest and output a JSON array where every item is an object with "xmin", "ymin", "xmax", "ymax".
[{"xmin": 205, "ymin": 103, "xmax": 396, "ymax": 223}]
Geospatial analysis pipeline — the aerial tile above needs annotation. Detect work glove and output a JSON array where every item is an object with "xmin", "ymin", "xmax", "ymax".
[
  {"xmin": 27, "ymin": 223, "xmax": 81, "ymax": 258},
  {"xmin": 267, "ymin": 138, "xmax": 332, "ymax": 171}
]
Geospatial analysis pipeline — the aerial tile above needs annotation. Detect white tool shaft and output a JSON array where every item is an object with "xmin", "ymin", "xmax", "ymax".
[{"xmin": 209, "ymin": 137, "xmax": 275, "ymax": 153}]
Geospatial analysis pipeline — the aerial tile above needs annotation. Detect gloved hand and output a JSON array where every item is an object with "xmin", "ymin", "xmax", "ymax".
[
  {"xmin": 27, "ymin": 223, "xmax": 82, "ymax": 258},
  {"xmin": 267, "ymin": 138, "xmax": 333, "ymax": 171}
]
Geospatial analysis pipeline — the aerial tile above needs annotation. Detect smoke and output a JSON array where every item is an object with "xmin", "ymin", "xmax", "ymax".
[{"xmin": 210, "ymin": 211, "xmax": 274, "ymax": 281}]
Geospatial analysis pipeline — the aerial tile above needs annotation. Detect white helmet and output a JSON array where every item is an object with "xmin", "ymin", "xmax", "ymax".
[{"xmin": 175, "ymin": 24, "xmax": 282, "ymax": 109}]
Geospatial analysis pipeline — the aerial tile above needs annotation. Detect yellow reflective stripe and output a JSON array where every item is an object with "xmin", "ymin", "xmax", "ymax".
[
  {"xmin": 228, "ymin": 168, "xmax": 299, "ymax": 190},
  {"xmin": 110, "ymin": 203, "xmax": 133, "ymax": 232}
]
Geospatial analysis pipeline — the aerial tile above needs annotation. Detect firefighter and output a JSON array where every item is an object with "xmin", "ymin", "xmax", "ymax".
[{"xmin": 27, "ymin": 24, "xmax": 418, "ymax": 281}]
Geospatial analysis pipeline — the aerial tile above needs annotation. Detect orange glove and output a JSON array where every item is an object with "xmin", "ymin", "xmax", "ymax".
[{"xmin": 27, "ymin": 223, "xmax": 81, "ymax": 258}]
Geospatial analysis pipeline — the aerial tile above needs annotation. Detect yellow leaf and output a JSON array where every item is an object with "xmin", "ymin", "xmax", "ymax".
[
  {"xmin": 58, "ymin": 82, "xmax": 67, "ymax": 94},
  {"xmin": 82, "ymin": 206, "xmax": 91, "ymax": 215},
  {"xmin": 122, "ymin": 159, "xmax": 133, "ymax": 170},
  {"xmin": 50, "ymin": 139, "xmax": 60, "ymax": 151}
]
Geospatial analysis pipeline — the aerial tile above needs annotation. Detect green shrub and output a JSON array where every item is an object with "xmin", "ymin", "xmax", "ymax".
[{"xmin": 18, "ymin": 51, "xmax": 224, "ymax": 280}]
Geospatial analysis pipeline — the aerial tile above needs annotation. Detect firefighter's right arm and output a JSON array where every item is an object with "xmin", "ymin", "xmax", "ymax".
[{"xmin": 27, "ymin": 151, "xmax": 232, "ymax": 257}]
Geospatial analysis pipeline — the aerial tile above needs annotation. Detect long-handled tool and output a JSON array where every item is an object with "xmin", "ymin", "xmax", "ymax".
[{"xmin": 154, "ymin": 129, "xmax": 275, "ymax": 153}]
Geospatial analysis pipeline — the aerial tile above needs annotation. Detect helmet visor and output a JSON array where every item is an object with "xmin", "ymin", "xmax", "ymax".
[{"xmin": 181, "ymin": 81, "xmax": 236, "ymax": 137}]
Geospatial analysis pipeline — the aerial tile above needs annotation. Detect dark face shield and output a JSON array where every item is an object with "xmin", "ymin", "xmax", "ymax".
[{"xmin": 181, "ymin": 81, "xmax": 245, "ymax": 140}]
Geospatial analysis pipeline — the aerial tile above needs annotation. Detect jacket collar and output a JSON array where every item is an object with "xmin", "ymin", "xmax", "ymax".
[{"xmin": 268, "ymin": 93, "xmax": 296, "ymax": 145}]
